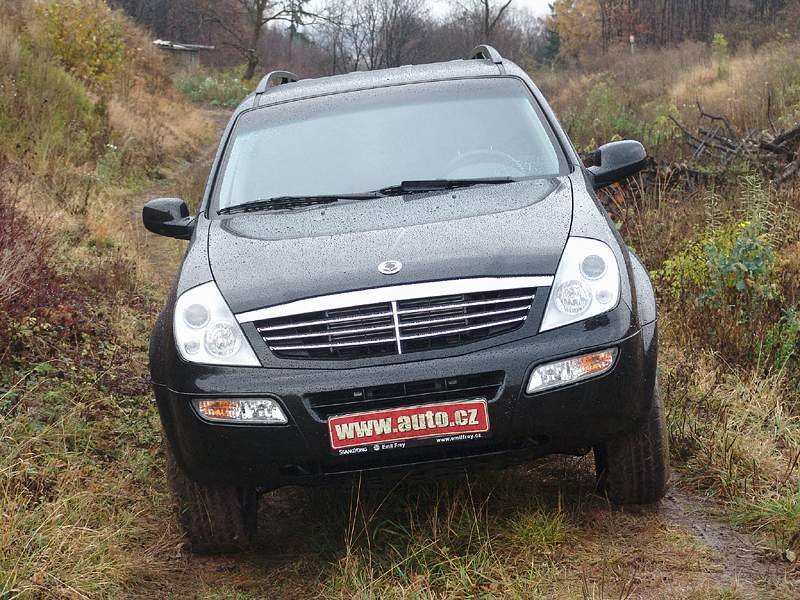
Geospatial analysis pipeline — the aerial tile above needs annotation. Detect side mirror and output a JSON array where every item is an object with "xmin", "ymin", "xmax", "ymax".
[
  {"xmin": 587, "ymin": 140, "xmax": 648, "ymax": 190},
  {"xmin": 142, "ymin": 198, "xmax": 195, "ymax": 240}
]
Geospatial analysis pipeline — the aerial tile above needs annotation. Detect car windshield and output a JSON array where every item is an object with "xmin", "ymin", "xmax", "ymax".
[{"xmin": 214, "ymin": 78, "xmax": 567, "ymax": 212}]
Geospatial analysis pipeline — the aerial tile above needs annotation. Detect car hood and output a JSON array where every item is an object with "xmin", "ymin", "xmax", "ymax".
[{"xmin": 208, "ymin": 178, "xmax": 573, "ymax": 313}]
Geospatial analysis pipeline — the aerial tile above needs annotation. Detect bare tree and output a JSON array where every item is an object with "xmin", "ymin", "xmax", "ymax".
[
  {"xmin": 459, "ymin": 0, "xmax": 514, "ymax": 42},
  {"xmin": 317, "ymin": 0, "xmax": 429, "ymax": 73},
  {"xmin": 380, "ymin": 0, "xmax": 430, "ymax": 67},
  {"xmin": 201, "ymin": 0, "xmax": 324, "ymax": 79}
]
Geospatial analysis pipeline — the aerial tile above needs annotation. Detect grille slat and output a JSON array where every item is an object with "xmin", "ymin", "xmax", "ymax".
[
  {"xmin": 264, "ymin": 323, "xmax": 396, "ymax": 341},
  {"xmin": 396, "ymin": 294, "xmax": 534, "ymax": 315},
  {"xmin": 255, "ymin": 282, "xmax": 536, "ymax": 360},
  {"xmin": 400, "ymin": 305, "xmax": 529, "ymax": 328},
  {"xmin": 271, "ymin": 336, "xmax": 398, "ymax": 351},
  {"xmin": 399, "ymin": 316, "xmax": 528, "ymax": 341},
  {"xmin": 307, "ymin": 371, "xmax": 505, "ymax": 419},
  {"xmin": 257, "ymin": 310, "xmax": 394, "ymax": 332}
]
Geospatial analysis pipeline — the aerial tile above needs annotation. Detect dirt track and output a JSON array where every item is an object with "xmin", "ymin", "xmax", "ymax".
[{"xmin": 130, "ymin": 111, "xmax": 796, "ymax": 599}]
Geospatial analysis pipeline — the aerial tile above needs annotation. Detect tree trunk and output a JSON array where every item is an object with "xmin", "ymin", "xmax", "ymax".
[
  {"xmin": 243, "ymin": 50, "xmax": 259, "ymax": 81},
  {"xmin": 483, "ymin": 0, "xmax": 490, "ymax": 41},
  {"xmin": 242, "ymin": 0, "xmax": 266, "ymax": 81}
]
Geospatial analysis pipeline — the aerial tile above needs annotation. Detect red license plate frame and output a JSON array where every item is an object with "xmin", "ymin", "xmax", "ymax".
[{"xmin": 328, "ymin": 398, "xmax": 490, "ymax": 451}]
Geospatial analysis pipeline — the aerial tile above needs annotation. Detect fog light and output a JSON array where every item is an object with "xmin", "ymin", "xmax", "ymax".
[
  {"xmin": 194, "ymin": 398, "xmax": 288, "ymax": 424},
  {"xmin": 526, "ymin": 348, "xmax": 617, "ymax": 394}
]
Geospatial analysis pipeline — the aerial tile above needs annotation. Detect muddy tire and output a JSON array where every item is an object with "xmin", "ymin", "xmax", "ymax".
[
  {"xmin": 164, "ymin": 439, "xmax": 257, "ymax": 553},
  {"xmin": 594, "ymin": 385, "xmax": 670, "ymax": 505}
]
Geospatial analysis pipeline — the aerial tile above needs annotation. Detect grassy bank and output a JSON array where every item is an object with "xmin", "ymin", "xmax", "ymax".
[{"xmin": 0, "ymin": 1, "xmax": 211, "ymax": 596}]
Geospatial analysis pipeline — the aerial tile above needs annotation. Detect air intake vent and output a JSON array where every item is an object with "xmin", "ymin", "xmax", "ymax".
[
  {"xmin": 254, "ymin": 282, "xmax": 537, "ymax": 360},
  {"xmin": 307, "ymin": 371, "xmax": 505, "ymax": 419}
]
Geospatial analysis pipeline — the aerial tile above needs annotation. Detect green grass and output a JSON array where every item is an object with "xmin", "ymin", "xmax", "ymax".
[
  {"xmin": 732, "ymin": 490, "xmax": 800, "ymax": 551},
  {"xmin": 175, "ymin": 67, "xmax": 254, "ymax": 108}
]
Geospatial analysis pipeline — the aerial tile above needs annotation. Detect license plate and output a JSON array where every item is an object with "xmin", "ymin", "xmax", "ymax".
[{"xmin": 328, "ymin": 399, "xmax": 489, "ymax": 453}]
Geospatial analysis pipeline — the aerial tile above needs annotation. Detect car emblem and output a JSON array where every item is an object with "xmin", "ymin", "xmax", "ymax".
[{"xmin": 378, "ymin": 260, "xmax": 403, "ymax": 275}]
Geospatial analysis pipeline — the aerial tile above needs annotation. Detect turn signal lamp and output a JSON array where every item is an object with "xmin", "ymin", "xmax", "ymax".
[
  {"xmin": 526, "ymin": 349, "xmax": 617, "ymax": 394},
  {"xmin": 194, "ymin": 398, "xmax": 288, "ymax": 424}
]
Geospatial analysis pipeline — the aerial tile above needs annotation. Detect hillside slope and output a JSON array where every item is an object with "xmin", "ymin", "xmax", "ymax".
[{"xmin": 0, "ymin": 2, "xmax": 211, "ymax": 596}]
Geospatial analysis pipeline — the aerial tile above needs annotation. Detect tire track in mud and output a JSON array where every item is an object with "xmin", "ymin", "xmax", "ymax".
[{"xmin": 658, "ymin": 486, "xmax": 788, "ymax": 584}]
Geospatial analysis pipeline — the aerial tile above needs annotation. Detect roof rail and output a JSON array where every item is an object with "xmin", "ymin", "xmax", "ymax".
[
  {"xmin": 252, "ymin": 70, "xmax": 299, "ymax": 106},
  {"xmin": 467, "ymin": 44, "xmax": 503, "ymax": 65}
]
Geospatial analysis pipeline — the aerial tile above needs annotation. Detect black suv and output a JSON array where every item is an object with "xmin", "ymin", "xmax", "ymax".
[{"xmin": 144, "ymin": 46, "xmax": 668, "ymax": 553}]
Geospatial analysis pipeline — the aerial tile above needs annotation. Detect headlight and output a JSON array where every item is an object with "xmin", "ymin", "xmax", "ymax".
[
  {"xmin": 540, "ymin": 237, "xmax": 620, "ymax": 332},
  {"xmin": 173, "ymin": 282, "xmax": 260, "ymax": 366}
]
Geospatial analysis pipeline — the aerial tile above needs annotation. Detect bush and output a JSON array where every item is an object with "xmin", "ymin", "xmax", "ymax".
[
  {"xmin": 0, "ymin": 22, "xmax": 107, "ymax": 169},
  {"xmin": 702, "ymin": 221, "xmax": 777, "ymax": 305},
  {"xmin": 761, "ymin": 307, "xmax": 799, "ymax": 372},
  {"xmin": 652, "ymin": 176, "xmax": 787, "ymax": 364},
  {"xmin": 38, "ymin": 0, "xmax": 126, "ymax": 92},
  {"xmin": 175, "ymin": 67, "xmax": 254, "ymax": 108},
  {"xmin": 656, "ymin": 220, "xmax": 776, "ymax": 307},
  {"xmin": 711, "ymin": 33, "xmax": 730, "ymax": 79}
]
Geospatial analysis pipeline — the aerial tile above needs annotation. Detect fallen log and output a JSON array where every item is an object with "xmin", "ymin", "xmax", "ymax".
[
  {"xmin": 772, "ymin": 123, "xmax": 800, "ymax": 148},
  {"xmin": 672, "ymin": 105, "xmax": 800, "ymax": 185}
]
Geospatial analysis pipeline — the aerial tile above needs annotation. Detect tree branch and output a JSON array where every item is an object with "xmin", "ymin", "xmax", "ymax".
[{"xmin": 489, "ymin": 0, "xmax": 513, "ymax": 32}]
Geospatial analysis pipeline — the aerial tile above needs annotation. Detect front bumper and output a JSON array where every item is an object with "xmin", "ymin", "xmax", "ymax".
[{"xmin": 153, "ymin": 313, "xmax": 657, "ymax": 489}]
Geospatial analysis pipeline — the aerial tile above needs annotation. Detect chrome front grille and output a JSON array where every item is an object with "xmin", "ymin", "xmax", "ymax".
[{"xmin": 241, "ymin": 277, "xmax": 549, "ymax": 361}]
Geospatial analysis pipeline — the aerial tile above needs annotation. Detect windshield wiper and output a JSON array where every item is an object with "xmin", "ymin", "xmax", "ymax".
[
  {"xmin": 377, "ymin": 177, "xmax": 516, "ymax": 196},
  {"xmin": 217, "ymin": 178, "xmax": 517, "ymax": 214},
  {"xmin": 218, "ymin": 192, "xmax": 382, "ymax": 215}
]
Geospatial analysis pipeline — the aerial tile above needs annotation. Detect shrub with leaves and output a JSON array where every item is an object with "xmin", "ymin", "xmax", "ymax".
[
  {"xmin": 652, "ymin": 175, "xmax": 787, "ymax": 363},
  {"xmin": 647, "ymin": 102, "xmax": 681, "ymax": 148},
  {"xmin": 712, "ymin": 33, "xmax": 730, "ymax": 79},
  {"xmin": 655, "ymin": 220, "xmax": 776, "ymax": 307},
  {"xmin": 760, "ymin": 307, "xmax": 799, "ymax": 373},
  {"xmin": 0, "ymin": 188, "xmax": 61, "ymax": 326},
  {"xmin": 701, "ymin": 220, "xmax": 777, "ymax": 305},
  {"xmin": 38, "ymin": 0, "xmax": 126, "ymax": 92}
]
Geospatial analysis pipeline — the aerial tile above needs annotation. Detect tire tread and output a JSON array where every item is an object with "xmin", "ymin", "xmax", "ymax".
[
  {"xmin": 595, "ymin": 386, "xmax": 670, "ymax": 505},
  {"xmin": 164, "ymin": 440, "xmax": 254, "ymax": 553}
]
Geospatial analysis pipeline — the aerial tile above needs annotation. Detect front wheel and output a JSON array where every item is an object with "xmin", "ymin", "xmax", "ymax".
[
  {"xmin": 164, "ymin": 438, "xmax": 257, "ymax": 553},
  {"xmin": 594, "ymin": 385, "xmax": 670, "ymax": 505}
]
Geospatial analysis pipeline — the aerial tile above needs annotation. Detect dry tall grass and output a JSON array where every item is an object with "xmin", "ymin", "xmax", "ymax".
[
  {"xmin": 535, "ymin": 40, "xmax": 800, "ymax": 154},
  {"xmin": 0, "ymin": 6, "xmax": 211, "ymax": 594}
]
